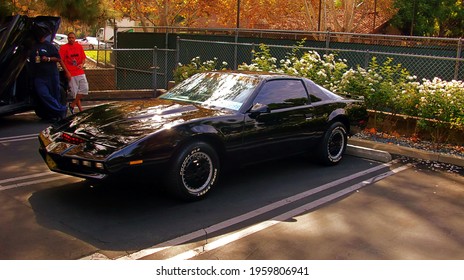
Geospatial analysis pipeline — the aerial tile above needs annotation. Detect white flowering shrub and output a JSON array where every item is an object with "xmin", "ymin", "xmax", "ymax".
[
  {"xmin": 282, "ymin": 52, "xmax": 349, "ymax": 89},
  {"xmin": 336, "ymin": 57, "xmax": 415, "ymax": 114},
  {"xmin": 240, "ymin": 42, "xmax": 348, "ymax": 90},
  {"xmin": 173, "ymin": 57, "xmax": 228, "ymax": 83},
  {"xmin": 238, "ymin": 44, "xmax": 279, "ymax": 73},
  {"xmin": 416, "ymin": 78, "xmax": 464, "ymax": 124},
  {"xmin": 176, "ymin": 42, "xmax": 464, "ymax": 141}
]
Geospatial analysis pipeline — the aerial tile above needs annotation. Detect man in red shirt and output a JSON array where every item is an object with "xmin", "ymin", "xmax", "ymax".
[{"xmin": 59, "ymin": 32, "xmax": 89, "ymax": 113}]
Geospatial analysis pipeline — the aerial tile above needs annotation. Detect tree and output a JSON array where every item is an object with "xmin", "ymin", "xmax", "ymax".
[
  {"xmin": 112, "ymin": 0, "xmax": 204, "ymax": 27},
  {"xmin": 2, "ymin": 0, "xmax": 398, "ymax": 35},
  {"xmin": 110, "ymin": 0, "xmax": 394, "ymax": 33},
  {"xmin": 1, "ymin": 0, "xmax": 112, "ymax": 26},
  {"xmin": 319, "ymin": 0, "xmax": 395, "ymax": 33},
  {"xmin": 189, "ymin": 0, "xmax": 308, "ymax": 29},
  {"xmin": 391, "ymin": 0, "xmax": 464, "ymax": 37},
  {"xmin": 45, "ymin": 0, "xmax": 110, "ymax": 25},
  {"xmin": 0, "ymin": 1, "xmax": 14, "ymax": 19},
  {"xmin": 1, "ymin": 0, "xmax": 50, "ymax": 19}
]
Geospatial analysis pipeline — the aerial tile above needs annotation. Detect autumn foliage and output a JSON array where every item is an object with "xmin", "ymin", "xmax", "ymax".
[
  {"xmin": 112, "ymin": 0, "xmax": 395, "ymax": 33},
  {"xmin": 4, "ymin": 0, "xmax": 395, "ymax": 33}
]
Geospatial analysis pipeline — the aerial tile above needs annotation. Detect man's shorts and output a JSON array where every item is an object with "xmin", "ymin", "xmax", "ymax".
[{"xmin": 69, "ymin": 74, "xmax": 89, "ymax": 97}]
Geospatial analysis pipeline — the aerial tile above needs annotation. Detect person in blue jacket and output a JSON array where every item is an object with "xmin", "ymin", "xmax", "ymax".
[{"xmin": 29, "ymin": 33, "xmax": 68, "ymax": 121}]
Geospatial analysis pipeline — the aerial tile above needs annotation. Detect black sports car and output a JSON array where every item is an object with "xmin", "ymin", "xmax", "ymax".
[{"xmin": 38, "ymin": 71, "xmax": 367, "ymax": 200}]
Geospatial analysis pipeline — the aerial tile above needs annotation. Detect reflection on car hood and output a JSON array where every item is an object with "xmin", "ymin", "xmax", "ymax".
[{"xmin": 57, "ymin": 98, "xmax": 231, "ymax": 148}]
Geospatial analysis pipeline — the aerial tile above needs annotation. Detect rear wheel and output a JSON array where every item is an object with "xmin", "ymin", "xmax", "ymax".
[
  {"xmin": 317, "ymin": 122, "xmax": 347, "ymax": 165},
  {"xmin": 166, "ymin": 141, "xmax": 220, "ymax": 201}
]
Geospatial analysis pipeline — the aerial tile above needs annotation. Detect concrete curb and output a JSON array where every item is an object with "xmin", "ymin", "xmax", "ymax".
[
  {"xmin": 348, "ymin": 138, "xmax": 464, "ymax": 167},
  {"xmin": 346, "ymin": 144, "xmax": 392, "ymax": 163}
]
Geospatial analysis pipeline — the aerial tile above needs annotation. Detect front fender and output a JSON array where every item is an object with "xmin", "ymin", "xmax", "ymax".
[{"xmin": 191, "ymin": 124, "xmax": 219, "ymax": 134}]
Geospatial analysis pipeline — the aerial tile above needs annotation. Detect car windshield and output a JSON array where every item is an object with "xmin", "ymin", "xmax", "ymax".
[{"xmin": 160, "ymin": 72, "xmax": 260, "ymax": 111}]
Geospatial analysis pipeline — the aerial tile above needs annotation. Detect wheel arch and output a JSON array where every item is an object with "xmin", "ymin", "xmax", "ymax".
[
  {"xmin": 317, "ymin": 119, "xmax": 348, "ymax": 166},
  {"xmin": 165, "ymin": 133, "xmax": 224, "ymax": 201},
  {"xmin": 173, "ymin": 133, "xmax": 227, "ymax": 166},
  {"xmin": 328, "ymin": 109, "xmax": 350, "ymax": 134}
]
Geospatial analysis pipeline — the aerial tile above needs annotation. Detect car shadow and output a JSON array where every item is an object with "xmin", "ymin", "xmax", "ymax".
[{"xmin": 28, "ymin": 155, "xmax": 376, "ymax": 254}]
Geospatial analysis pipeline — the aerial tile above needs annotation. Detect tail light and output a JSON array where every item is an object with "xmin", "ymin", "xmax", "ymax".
[{"xmin": 61, "ymin": 132, "xmax": 85, "ymax": 145}]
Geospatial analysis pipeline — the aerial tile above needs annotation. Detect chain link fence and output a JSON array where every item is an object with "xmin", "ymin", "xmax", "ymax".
[
  {"xmin": 83, "ymin": 31, "xmax": 464, "ymax": 93},
  {"xmin": 177, "ymin": 37, "xmax": 464, "ymax": 81},
  {"xmin": 83, "ymin": 48, "xmax": 176, "ymax": 93}
]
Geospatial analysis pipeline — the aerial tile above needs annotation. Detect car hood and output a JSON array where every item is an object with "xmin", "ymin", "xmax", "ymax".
[{"xmin": 50, "ymin": 98, "xmax": 232, "ymax": 151}]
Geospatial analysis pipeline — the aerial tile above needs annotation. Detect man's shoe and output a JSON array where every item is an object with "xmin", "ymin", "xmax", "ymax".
[
  {"xmin": 48, "ymin": 116, "xmax": 62, "ymax": 123},
  {"xmin": 68, "ymin": 103, "xmax": 74, "ymax": 115}
]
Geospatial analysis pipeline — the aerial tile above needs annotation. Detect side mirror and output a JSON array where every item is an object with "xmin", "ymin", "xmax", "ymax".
[{"xmin": 249, "ymin": 103, "xmax": 270, "ymax": 118}]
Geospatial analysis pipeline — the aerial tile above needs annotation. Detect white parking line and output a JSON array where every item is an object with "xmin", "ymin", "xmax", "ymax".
[
  {"xmin": 0, "ymin": 171, "xmax": 56, "ymax": 184},
  {"xmin": 167, "ymin": 164, "xmax": 412, "ymax": 260},
  {"xmin": 0, "ymin": 134, "xmax": 38, "ymax": 143},
  {"xmin": 0, "ymin": 172, "xmax": 76, "ymax": 191},
  {"xmin": 88, "ymin": 160, "xmax": 401, "ymax": 260}
]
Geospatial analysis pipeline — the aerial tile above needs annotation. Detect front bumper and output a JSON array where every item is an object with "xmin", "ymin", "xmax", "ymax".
[
  {"xmin": 38, "ymin": 131, "xmax": 169, "ymax": 181},
  {"xmin": 38, "ymin": 147, "xmax": 110, "ymax": 180},
  {"xmin": 38, "ymin": 131, "xmax": 111, "ymax": 180}
]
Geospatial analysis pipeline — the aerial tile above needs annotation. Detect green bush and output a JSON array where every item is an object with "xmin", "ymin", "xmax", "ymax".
[
  {"xmin": 415, "ymin": 78, "xmax": 464, "ymax": 143},
  {"xmin": 239, "ymin": 43, "xmax": 279, "ymax": 72},
  {"xmin": 173, "ymin": 57, "xmax": 228, "ymax": 83}
]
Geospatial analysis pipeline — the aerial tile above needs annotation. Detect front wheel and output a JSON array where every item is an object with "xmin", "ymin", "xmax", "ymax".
[
  {"xmin": 165, "ymin": 141, "xmax": 220, "ymax": 201},
  {"xmin": 317, "ymin": 122, "xmax": 347, "ymax": 166}
]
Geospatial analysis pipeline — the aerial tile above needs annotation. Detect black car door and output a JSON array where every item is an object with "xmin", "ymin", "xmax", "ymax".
[{"xmin": 240, "ymin": 79, "xmax": 320, "ymax": 162}]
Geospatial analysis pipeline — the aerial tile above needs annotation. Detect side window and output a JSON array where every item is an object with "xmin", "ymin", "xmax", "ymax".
[
  {"xmin": 253, "ymin": 80, "xmax": 309, "ymax": 110},
  {"xmin": 305, "ymin": 79, "xmax": 326, "ymax": 102},
  {"xmin": 304, "ymin": 79, "xmax": 341, "ymax": 102},
  {"xmin": 310, "ymin": 94, "xmax": 322, "ymax": 103}
]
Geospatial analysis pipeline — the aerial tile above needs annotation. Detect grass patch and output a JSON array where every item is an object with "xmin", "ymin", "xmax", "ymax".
[{"xmin": 85, "ymin": 50, "xmax": 112, "ymax": 64}]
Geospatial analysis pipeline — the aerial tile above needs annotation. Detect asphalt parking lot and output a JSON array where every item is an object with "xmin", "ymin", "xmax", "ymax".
[
  {"xmin": 127, "ymin": 136, "xmax": 464, "ymax": 260},
  {"xmin": 187, "ymin": 163, "xmax": 464, "ymax": 260},
  {"xmin": 0, "ymin": 102, "xmax": 463, "ymax": 261}
]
